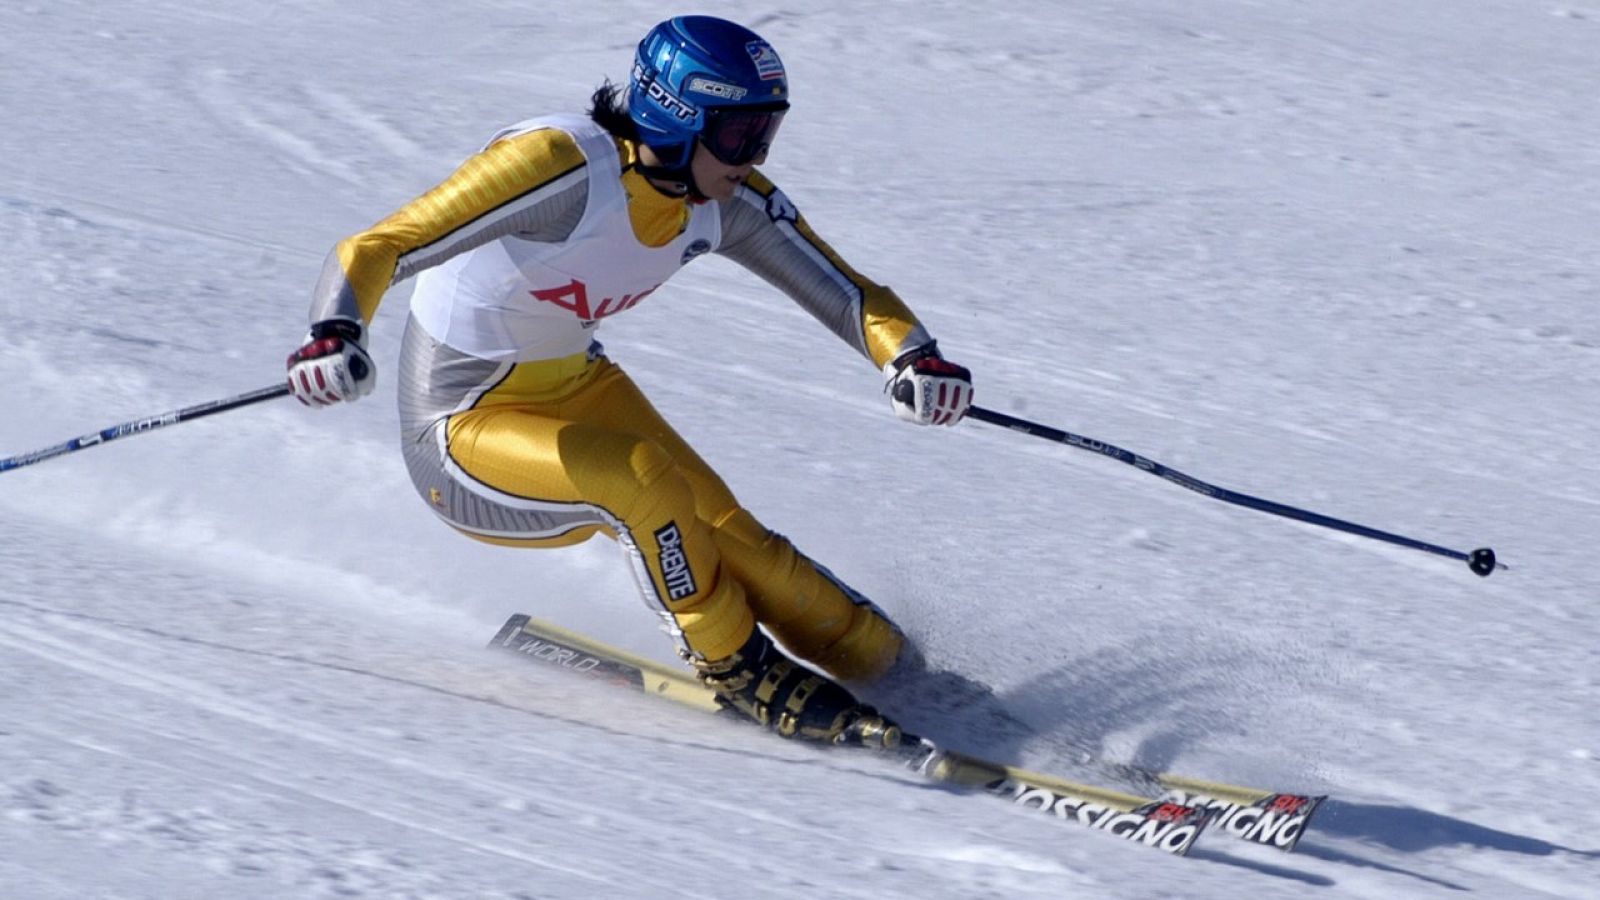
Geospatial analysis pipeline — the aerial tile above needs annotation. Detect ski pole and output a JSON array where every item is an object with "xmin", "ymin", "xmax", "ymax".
[
  {"xmin": 964, "ymin": 405, "xmax": 1503, "ymax": 577},
  {"xmin": 0, "ymin": 382, "xmax": 291, "ymax": 475}
]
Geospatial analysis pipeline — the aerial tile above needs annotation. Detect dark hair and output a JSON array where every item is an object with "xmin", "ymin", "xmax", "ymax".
[{"xmin": 589, "ymin": 81, "xmax": 640, "ymax": 141}]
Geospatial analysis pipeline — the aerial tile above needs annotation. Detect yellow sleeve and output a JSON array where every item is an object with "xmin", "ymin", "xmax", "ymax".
[{"xmin": 311, "ymin": 127, "xmax": 588, "ymax": 325}]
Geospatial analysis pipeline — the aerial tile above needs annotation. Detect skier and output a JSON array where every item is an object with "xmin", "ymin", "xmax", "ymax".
[{"xmin": 286, "ymin": 15, "xmax": 974, "ymax": 747}]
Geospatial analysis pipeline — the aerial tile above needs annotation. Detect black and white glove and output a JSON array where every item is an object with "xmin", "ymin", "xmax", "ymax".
[
  {"xmin": 884, "ymin": 345, "xmax": 973, "ymax": 426},
  {"xmin": 286, "ymin": 317, "xmax": 375, "ymax": 407}
]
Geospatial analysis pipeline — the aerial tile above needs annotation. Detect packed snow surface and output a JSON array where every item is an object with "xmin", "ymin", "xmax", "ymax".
[{"xmin": 3, "ymin": 1, "xmax": 1598, "ymax": 897}]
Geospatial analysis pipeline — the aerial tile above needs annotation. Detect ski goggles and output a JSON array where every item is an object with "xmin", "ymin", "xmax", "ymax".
[{"xmin": 700, "ymin": 104, "xmax": 788, "ymax": 166}]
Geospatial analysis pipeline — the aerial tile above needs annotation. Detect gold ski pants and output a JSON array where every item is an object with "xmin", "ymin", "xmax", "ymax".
[{"xmin": 425, "ymin": 351, "xmax": 902, "ymax": 681}]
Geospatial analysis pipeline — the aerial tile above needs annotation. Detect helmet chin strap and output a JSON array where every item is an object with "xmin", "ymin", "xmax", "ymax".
[{"xmin": 635, "ymin": 142, "xmax": 709, "ymax": 201}]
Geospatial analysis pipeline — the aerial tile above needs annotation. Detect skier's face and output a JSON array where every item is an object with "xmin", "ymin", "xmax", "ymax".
[{"xmin": 691, "ymin": 140, "xmax": 764, "ymax": 201}]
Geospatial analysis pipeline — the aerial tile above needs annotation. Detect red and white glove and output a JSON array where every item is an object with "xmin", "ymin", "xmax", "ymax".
[
  {"xmin": 286, "ymin": 317, "xmax": 375, "ymax": 406},
  {"xmin": 884, "ymin": 346, "xmax": 973, "ymax": 426}
]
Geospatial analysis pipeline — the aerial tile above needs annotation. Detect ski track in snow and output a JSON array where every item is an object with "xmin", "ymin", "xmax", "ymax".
[{"xmin": 4, "ymin": 0, "xmax": 1600, "ymax": 897}]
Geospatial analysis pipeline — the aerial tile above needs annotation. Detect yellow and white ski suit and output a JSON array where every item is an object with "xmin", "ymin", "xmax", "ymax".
[{"xmin": 309, "ymin": 114, "xmax": 934, "ymax": 681}]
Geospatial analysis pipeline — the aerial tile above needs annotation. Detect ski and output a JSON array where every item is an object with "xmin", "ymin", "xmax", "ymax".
[
  {"xmin": 905, "ymin": 742, "xmax": 1212, "ymax": 855},
  {"xmin": 1143, "ymin": 776, "xmax": 1321, "ymax": 853},
  {"xmin": 485, "ymin": 613, "xmax": 1208, "ymax": 854},
  {"xmin": 487, "ymin": 614, "xmax": 1322, "ymax": 855},
  {"xmin": 1066, "ymin": 758, "xmax": 1323, "ymax": 853}
]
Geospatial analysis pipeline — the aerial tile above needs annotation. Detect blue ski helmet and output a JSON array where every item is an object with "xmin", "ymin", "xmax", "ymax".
[{"xmin": 629, "ymin": 16, "xmax": 790, "ymax": 168}]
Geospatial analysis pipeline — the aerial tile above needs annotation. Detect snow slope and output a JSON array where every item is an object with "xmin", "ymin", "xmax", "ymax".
[{"xmin": 3, "ymin": 1, "xmax": 1598, "ymax": 896}]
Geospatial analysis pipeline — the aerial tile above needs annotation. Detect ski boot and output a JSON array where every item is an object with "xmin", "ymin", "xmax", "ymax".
[{"xmin": 694, "ymin": 628, "xmax": 902, "ymax": 749}]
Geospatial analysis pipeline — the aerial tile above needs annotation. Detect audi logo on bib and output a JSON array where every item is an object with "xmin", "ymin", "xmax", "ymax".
[{"xmin": 531, "ymin": 279, "xmax": 662, "ymax": 323}]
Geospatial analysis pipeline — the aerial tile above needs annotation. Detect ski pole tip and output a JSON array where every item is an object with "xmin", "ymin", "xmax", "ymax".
[{"xmin": 1467, "ymin": 547, "xmax": 1500, "ymax": 577}]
